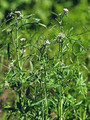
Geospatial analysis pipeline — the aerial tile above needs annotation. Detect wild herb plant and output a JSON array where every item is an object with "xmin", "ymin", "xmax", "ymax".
[{"xmin": 0, "ymin": 9, "xmax": 89, "ymax": 120}]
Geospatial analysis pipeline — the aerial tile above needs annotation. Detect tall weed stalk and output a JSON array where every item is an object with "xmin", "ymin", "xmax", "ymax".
[{"xmin": 0, "ymin": 9, "xmax": 89, "ymax": 120}]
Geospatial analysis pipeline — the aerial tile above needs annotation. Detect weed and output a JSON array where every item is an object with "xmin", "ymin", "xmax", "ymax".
[{"xmin": 0, "ymin": 9, "xmax": 89, "ymax": 120}]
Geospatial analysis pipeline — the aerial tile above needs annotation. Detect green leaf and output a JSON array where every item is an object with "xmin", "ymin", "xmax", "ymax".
[
  {"xmin": 31, "ymin": 99, "xmax": 45, "ymax": 106},
  {"xmin": 29, "ymin": 61, "xmax": 33, "ymax": 72},
  {"xmin": 75, "ymin": 101, "xmax": 83, "ymax": 106},
  {"xmin": 38, "ymin": 23, "xmax": 47, "ymax": 28},
  {"xmin": 82, "ymin": 64, "xmax": 89, "ymax": 71}
]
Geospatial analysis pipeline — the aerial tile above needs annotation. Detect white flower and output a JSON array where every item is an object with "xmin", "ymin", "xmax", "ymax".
[
  {"xmin": 58, "ymin": 33, "xmax": 65, "ymax": 39},
  {"xmin": 15, "ymin": 11, "xmax": 23, "ymax": 17},
  {"xmin": 63, "ymin": 8, "xmax": 69, "ymax": 16},
  {"xmin": 9, "ymin": 63, "xmax": 14, "ymax": 69},
  {"xmin": 45, "ymin": 40, "xmax": 50, "ymax": 45},
  {"xmin": 20, "ymin": 38, "xmax": 26, "ymax": 42},
  {"xmin": 60, "ymin": 62, "xmax": 64, "ymax": 66}
]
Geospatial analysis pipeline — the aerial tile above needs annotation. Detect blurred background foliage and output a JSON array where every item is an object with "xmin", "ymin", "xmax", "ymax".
[{"xmin": 0, "ymin": 0, "xmax": 90, "ymax": 76}]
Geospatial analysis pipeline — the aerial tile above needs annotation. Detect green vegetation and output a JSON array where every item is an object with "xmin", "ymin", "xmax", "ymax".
[{"xmin": 0, "ymin": 0, "xmax": 90, "ymax": 120}]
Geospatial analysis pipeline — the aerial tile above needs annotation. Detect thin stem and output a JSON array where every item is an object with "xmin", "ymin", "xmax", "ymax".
[
  {"xmin": 44, "ymin": 62, "xmax": 48, "ymax": 120},
  {"xmin": 42, "ymin": 101, "xmax": 44, "ymax": 120},
  {"xmin": 58, "ymin": 39, "xmax": 63, "ymax": 120},
  {"xmin": 16, "ymin": 20, "xmax": 21, "ymax": 70},
  {"xmin": 60, "ymin": 98, "xmax": 63, "ymax": 120},
  {"xmin": 40, "ymin": 53, "xmax": 44, "ymax": 120}
]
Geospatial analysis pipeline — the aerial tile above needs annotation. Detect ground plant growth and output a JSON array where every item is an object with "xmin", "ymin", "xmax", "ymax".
[{"xmin": 0, "ymin": 8, "xmax": 90, "ymax": 120}]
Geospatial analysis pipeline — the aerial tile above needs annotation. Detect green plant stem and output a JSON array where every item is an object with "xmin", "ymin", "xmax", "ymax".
[
  {"xmin": 16, "ymin": 21, "xmax": 21, "ymax": 70},
  {"xmin": 42, "ymin": 101, "xmax": 44, "ymax": 120},
  {"xmin": 44, "ymin": 62, "xmax": 48, "ymax": 120},
  {"xmin": 58, "ymin": 40, "xmax": 63, "ymax": 120},
  {"xmin": 45, "ymin": 84, "xmax": 48, "ymax": 120},
  {"xmin": 0, "ymin": 52, "xmax": 3, "ymax": 73},
  {"xmin": 60, "ymin": 98, "xmax": 63, "ymax": 120},
  {"xmin": 40, "ymin": 54, "xmax": 44, "ymax": 120}
]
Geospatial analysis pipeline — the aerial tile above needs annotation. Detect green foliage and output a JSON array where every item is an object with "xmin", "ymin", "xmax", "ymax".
[{"xmin": 0, "ymin": 8, "xmax": 89, "ymax": 120}]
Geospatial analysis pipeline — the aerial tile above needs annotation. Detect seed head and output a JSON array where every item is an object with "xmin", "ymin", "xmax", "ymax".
[
  {"xmin": 63, "ymin": 8, "xmax": 69, "ymax": 16},
  {"xmin": 58, "ymin": 33, "xmax": 65, "ymax": 39}
]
